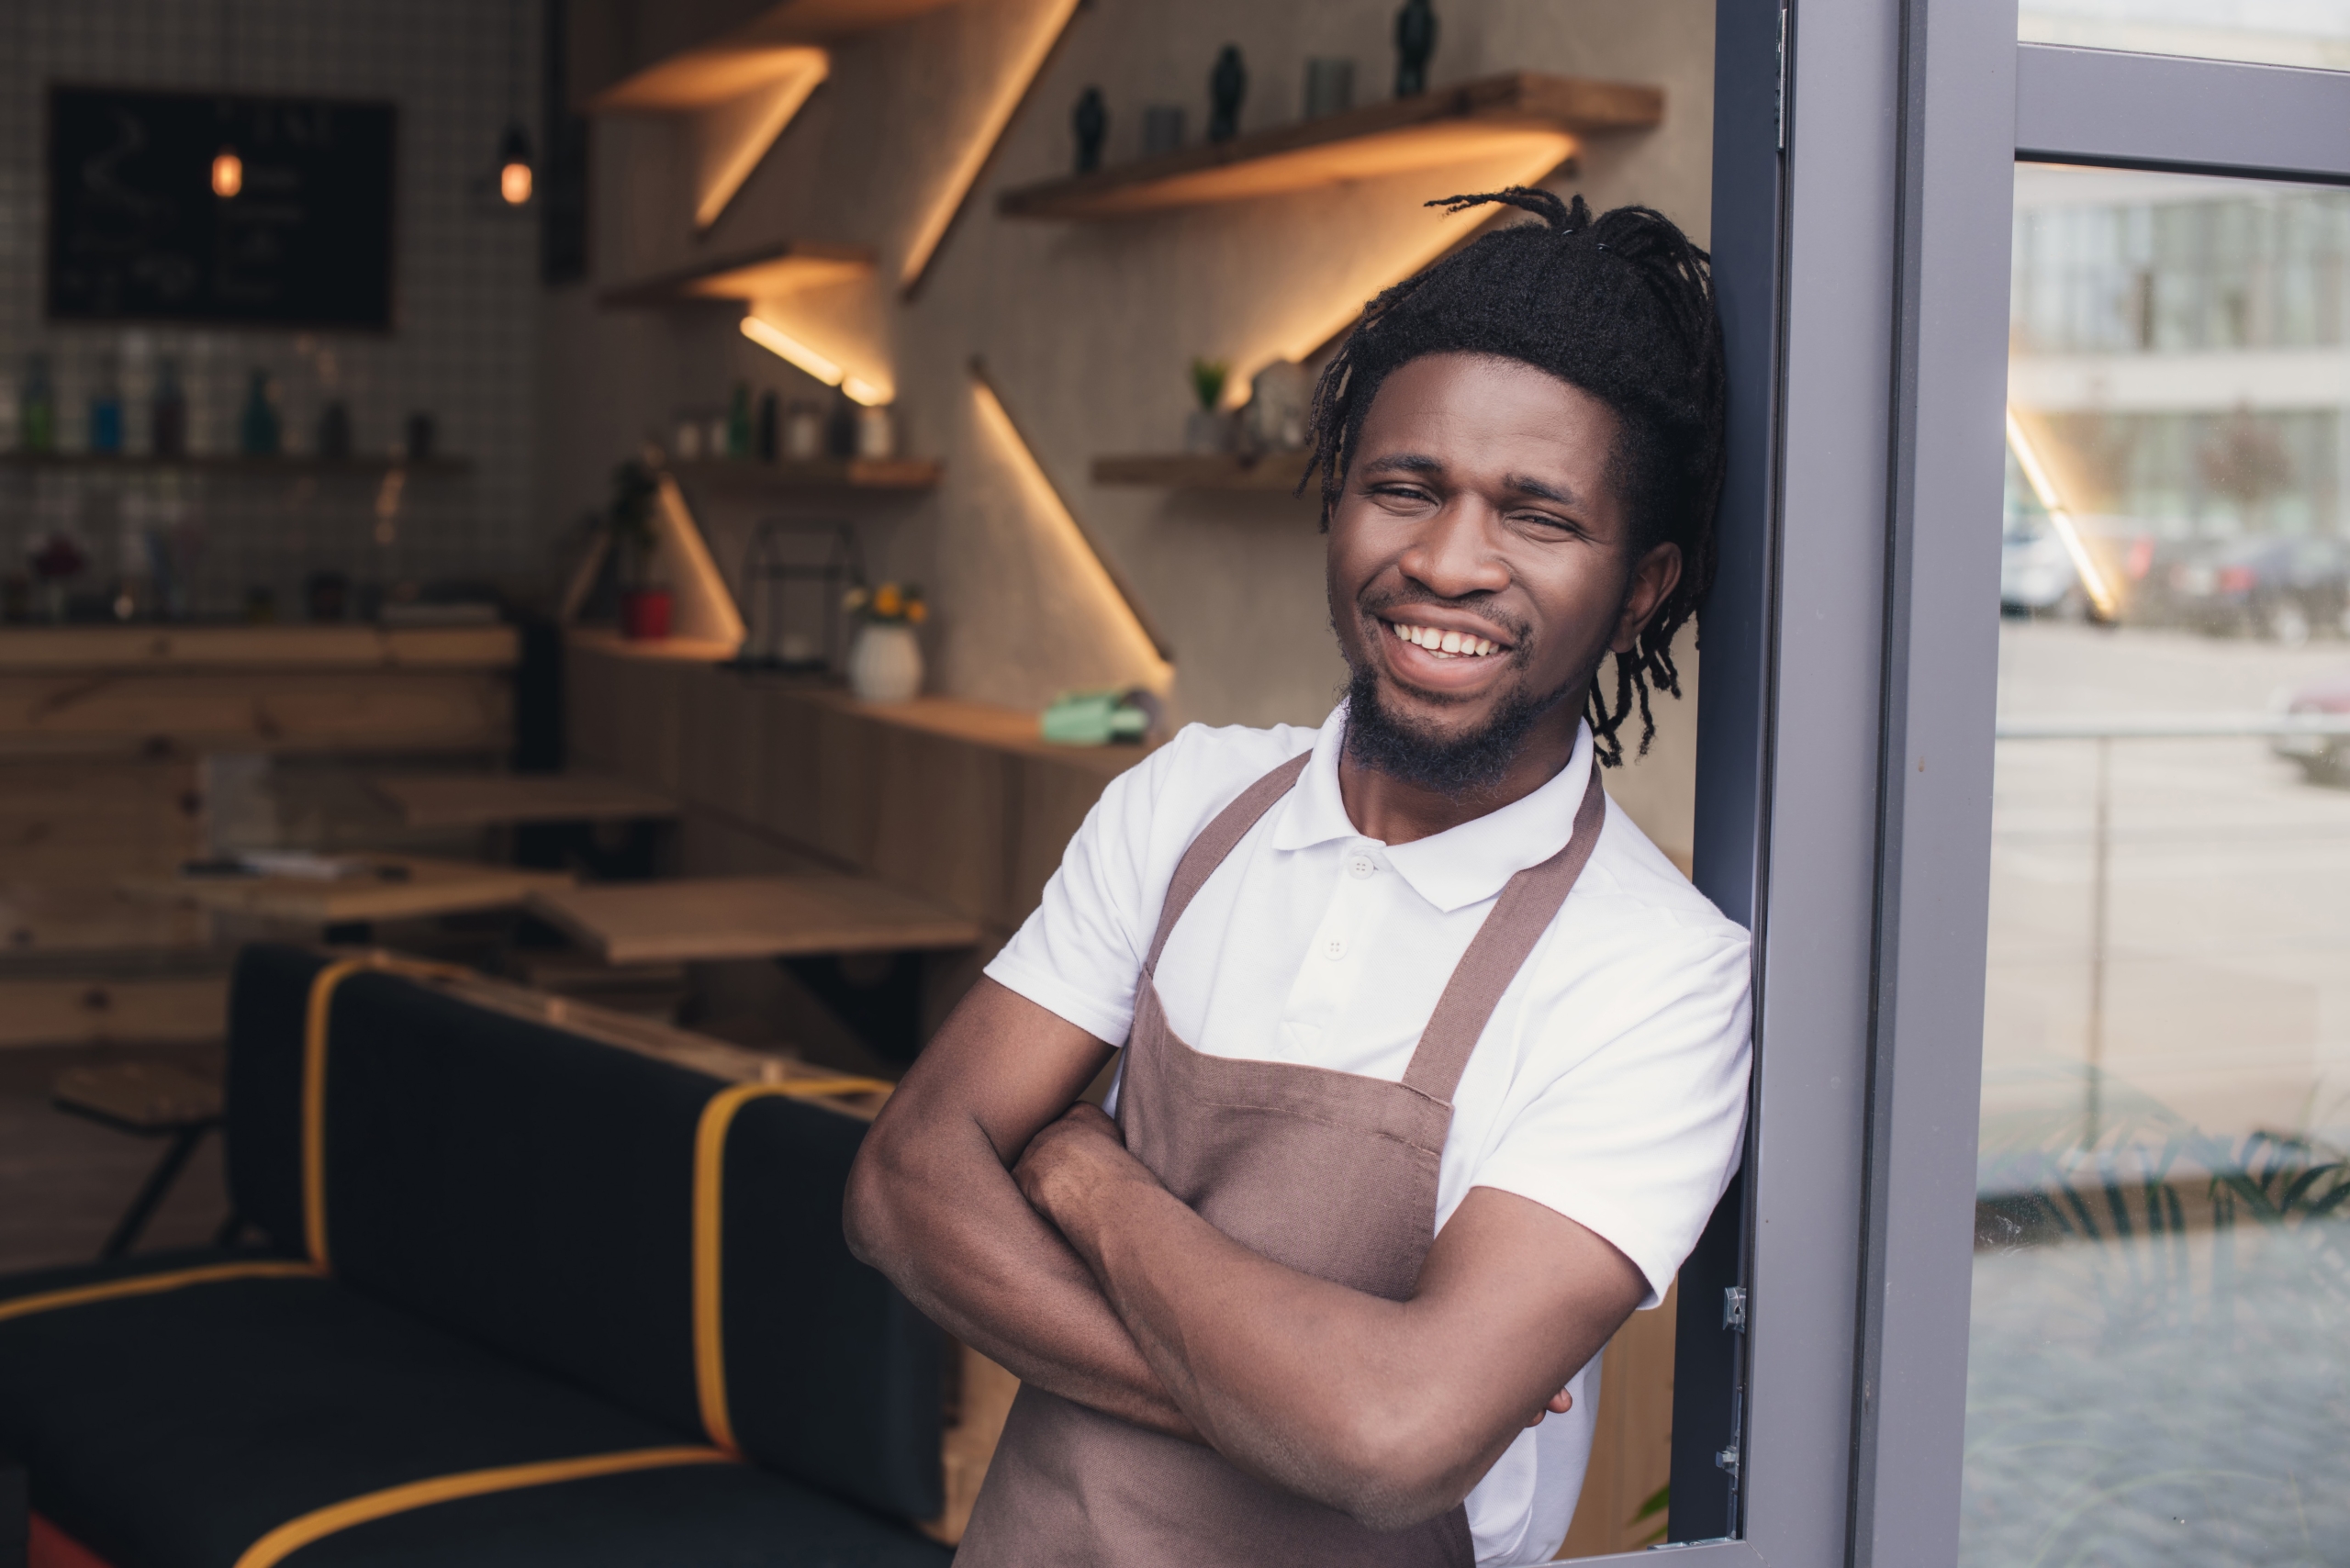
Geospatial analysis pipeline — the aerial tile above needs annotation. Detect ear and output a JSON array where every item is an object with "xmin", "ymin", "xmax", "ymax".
[{"xmin": 1610, "ymin": 543, "xmax": 1682, "ymax": 655}]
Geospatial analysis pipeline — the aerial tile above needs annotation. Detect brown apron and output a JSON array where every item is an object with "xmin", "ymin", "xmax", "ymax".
[{"xmin": 957, "ymin": 753, "xmax": 1608, "ymax": 1568}]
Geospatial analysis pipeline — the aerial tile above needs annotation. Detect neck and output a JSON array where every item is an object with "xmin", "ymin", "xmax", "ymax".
[{"xmin": 1336, "ymin": 701, "xmax": 1583, "ymax": 846}]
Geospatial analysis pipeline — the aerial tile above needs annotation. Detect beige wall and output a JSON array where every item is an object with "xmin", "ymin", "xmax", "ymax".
[{"xmin": 544, "ymin": 0, "xmax": 1714, "ymax": 860}]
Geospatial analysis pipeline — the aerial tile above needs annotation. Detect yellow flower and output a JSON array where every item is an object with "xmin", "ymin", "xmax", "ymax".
[
  {"xmin": 906, "ymin": 600, "xmax": 927, "ymax": 624},
  {"xmin": 873, "ymin": 583, "xmax": 903, "ymax": 618}
]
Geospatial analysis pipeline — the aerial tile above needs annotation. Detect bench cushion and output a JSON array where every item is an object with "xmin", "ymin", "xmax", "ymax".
[
  {"xmin": 0, "ymin": 1252, "xmax": 949, "ymax": 1568},
  {"xmin": 221, "ymin": 946, "xmax": 942, "ymax": 1520}
]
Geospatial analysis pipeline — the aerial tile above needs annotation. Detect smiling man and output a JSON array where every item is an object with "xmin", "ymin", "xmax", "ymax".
[{"xmin": 845, "ymin": 190, "xmax": 1751, "ymax": 1567}]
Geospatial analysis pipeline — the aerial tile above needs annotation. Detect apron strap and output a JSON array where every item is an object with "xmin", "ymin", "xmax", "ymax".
[
  {"xmin": 1142, "ymin": 752, "xmax": 1312, "ymax": 975},
  {"xmin": 1401, "ymin": 762, "xmax": 1608, "ymax": 1103}
]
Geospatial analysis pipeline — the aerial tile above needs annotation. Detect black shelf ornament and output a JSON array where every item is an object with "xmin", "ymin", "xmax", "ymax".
[
  {"xmin": 1073, "ymin": 85, "xmax": 1107, "ymax": 173},
  {"xmin": 1395, "ymin": 0, "xmax": 1438, "ymax": 97},
  {"xmin": 1208, "ymin": 45, "xmax": 1247, "ymax": 143}
]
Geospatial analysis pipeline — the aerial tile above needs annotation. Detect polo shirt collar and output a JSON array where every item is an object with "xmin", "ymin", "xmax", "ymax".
[{"xmin": 1267, "ymin": 702, "xmax": 1598, "ymax": 914}]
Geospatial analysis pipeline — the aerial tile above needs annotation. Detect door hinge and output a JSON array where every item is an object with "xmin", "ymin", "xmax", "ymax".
[
  {"xmin": 1774, "ymin": 7, "xmax": 1788, "ymax": 152},
  {"xmin": 1721, "ymin": 1284, "xmax": 1748, "ymax": 1332},
  {"xmin": 1715, "ymin": 1443, "xmax": 1741, "ymax": 1481}
]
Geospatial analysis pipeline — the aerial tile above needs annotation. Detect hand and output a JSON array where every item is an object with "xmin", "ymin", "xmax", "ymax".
[
  {"xmin": 1013, "ymin": 1103, "xmax": 1150, "ymax": 1232},
  {"xmin": 1525, "ymin": 1385, "xmax": 1574, "ymax": 1428}
]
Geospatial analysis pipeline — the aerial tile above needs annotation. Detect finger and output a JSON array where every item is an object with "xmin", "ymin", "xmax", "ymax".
[{"xmin": 1546, "ymin": 1389, "xmax": 1574, "ymax": 1415}]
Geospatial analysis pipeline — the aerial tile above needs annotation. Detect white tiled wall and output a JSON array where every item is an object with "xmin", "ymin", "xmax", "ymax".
[{"xmin": 0, "ymin": 0, "xmax": 546, "ymax": 619}]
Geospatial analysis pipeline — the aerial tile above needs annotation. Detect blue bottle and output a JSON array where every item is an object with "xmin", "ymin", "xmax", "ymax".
[{"xmin": 88, "ymin": 353, "xmax": 123, "ymax": 454}]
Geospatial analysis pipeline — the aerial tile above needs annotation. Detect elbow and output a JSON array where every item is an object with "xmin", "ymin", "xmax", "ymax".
[
  {"xmin": 1316, "ymin": 1403, "xmax": 1473, "ymax": 1532},
  {"xmin": 843, "ymin": 1123, "xmax": 909, "ymax": 1272}
]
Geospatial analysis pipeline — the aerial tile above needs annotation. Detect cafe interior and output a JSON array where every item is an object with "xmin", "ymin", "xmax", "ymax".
[{"xmin": 0, "ymin": 1, "xmax": 1717, "ymax": 1562}]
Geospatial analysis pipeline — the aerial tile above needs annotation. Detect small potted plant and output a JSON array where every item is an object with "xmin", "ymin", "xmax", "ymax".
[
  {"xmin": 1185, "ymin": 358, "xmax": 1231, "ymax": 454},
  {"xmin": 608, "ymin": 459, "xmax": 669, "ymax": 640},
  {"xmin": 843, "ymin": 581, "xmax": 927, "ymax": 702}
]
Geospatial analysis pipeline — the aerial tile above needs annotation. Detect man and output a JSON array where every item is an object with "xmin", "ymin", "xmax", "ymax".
[{"xmin": 845, "ymin": 189, "xmax": 1751, "ymax": 1567}]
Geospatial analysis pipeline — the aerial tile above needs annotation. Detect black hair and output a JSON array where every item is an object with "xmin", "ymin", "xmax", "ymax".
[{"xmin": 1302, "ymin": 187, "xmax": 1727, "ymax": 766}]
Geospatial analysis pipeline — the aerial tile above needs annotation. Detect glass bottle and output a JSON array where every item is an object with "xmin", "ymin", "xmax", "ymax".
[
  {"xmin": 727, "ymin": 381, "xmax": 752, "ymax": 458},
  {"xmin": 88, "ymin": 351, "xmax": 124, "ymax": 454},
  {"xmin": 151, "ymin": 357, "xmax": 187, "ymax": 457},
  {"xmin": 239, "ymin": 369, "xmax": 280, "ymax": 457},
  {"xmin": 21, "ymin": 353, "xmax": 54, "ymax": 455}
]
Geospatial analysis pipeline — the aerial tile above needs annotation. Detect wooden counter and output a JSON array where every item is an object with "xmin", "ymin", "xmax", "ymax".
[
  {"xmin": 565, "ymin": 633, "xmax": 1140, "ymax": 938},
  {"xmin": 0, "ymin": 625, "xmax": 522, "ymax": 1040},
  {"xmin": 0, "ymin": 624, "xmax": 516, "ymax": 756}
]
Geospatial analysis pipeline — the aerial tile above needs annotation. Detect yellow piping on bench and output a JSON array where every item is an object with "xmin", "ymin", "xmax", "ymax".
[
  {"xmin": 691, "ymin": 1077, "xmax": 896, "ymax": 1452},
  {"xmin": 302, "ymin": 956, "xmax": 469, "ymax": 1271},
  {"xmin": 230, "ymin": 1445, "xmax": 734, "ymax": 1568},
  {"xmin": 0, "ymin": 1260, "xmax": 321, "ymax": 1326}
]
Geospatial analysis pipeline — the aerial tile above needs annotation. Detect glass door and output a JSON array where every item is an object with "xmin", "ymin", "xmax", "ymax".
[{"xmin": 1965, "ymin": 161, "xmax": 2350, "ymax": 1565}]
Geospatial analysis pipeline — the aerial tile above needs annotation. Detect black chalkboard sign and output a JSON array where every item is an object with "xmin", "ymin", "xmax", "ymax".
[{"xmin": 48, "ymin": 86, "xmax": 396, "ymax": 329}]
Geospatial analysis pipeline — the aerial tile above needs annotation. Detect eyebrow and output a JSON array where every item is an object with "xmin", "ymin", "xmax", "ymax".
[{"xmin": 1357, "ymin": 453, "xmax": 1583, "ymax": 508}]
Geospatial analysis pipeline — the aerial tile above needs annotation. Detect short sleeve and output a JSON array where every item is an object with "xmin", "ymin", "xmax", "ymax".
[
  {"xmin": 983, "ymin": 745, "xmax": 1171, "ymax": 1046},
  {"xmin": 1472, "ymin": 926, "xmax": 1752, "ymax": 1307}
]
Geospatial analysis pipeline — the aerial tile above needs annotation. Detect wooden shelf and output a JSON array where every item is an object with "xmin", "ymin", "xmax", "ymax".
[
  {"xmin": 999, "ymin": 73, "xmax": 1661, "ymax": 220},
  {"xmin": 667, "ymin": 456, "xmax": 942, "ymax": 491},
  {"xmin": 598, "ymin": 240, "xmax": 875, "ymax": 308},
  {"xmin": 581, "ymin": 0, "xmax": 968, "ymax": 107},
  {"xmin": 0, "ymin": 453, "xmax": 471, "ymax": 476},
  {"xmin": 1092, "ymin": 453, "xmax": 1316, "ymax": 494}
]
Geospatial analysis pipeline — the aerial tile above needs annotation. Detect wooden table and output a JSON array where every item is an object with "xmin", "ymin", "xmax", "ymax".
[
  {"xmin": 369, "ymin": 772, "xmax": 678, "ymax": 828},
  {"xmin": 124, "ymin": 855, "xmax": 573, "ymax": 926},
  {"xmin": 526, "ymin": 874, "xmax": 982, "ymax": 965}
]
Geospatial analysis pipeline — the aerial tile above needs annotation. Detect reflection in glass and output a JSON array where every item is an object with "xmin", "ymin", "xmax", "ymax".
[
  {"xmin": 2020, "ymin": 0, "xmax": 2350, "ymax": 72},
  {"xmin": 1969, "ymin": 164, "xmax": 2350, "ymax": 1566}
]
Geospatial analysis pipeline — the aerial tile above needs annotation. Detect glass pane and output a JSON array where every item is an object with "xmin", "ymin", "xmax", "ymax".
[
  {"xmin": 1971, "ymin": 162, "xmax": 2350, "ymax": 1566},
  {"xmin": 2020, "ymin": 1, "xmax": 2350, "ymax": 70}
]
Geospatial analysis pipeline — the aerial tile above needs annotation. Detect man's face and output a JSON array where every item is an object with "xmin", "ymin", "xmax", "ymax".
[{"xmin": 1326, "ymin": 353, "xmax": 1676, "ymax": 776}]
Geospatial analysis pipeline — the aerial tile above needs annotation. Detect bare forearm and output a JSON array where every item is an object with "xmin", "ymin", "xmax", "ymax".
[
  {"xmin": 1058, "ymin": 1176, "xmax": 1519, "ymax": 1527},
  {"xmin": 846, "ymin": 1103, "xmax": 1194, "ymax": 1436}
]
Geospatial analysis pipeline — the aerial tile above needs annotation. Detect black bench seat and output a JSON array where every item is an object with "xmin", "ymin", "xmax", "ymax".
[{"xmin": 0, "ymin": 947, "xmax": 954, "ymax": 1568}]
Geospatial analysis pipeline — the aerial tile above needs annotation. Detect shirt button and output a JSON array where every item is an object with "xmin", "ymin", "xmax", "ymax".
[
  {"xmin": 1324, "ymin": 936, "xmax": 1348, "ymax": 961},
  {"xmin": 1348, "ymin": 854, "xmax": 1376, "ymax": 879}
]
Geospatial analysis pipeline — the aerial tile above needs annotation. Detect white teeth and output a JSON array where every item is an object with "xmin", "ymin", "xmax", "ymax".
[{"xmin": 1391, "ymin": 622, "xmax": 1503, "ymax": 657}]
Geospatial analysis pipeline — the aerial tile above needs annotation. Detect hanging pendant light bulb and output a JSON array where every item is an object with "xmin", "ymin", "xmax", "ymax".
[
  {"xmin": 214, "ymin": 0, "xmax": 241, "ymax": 198},
  {"xmin": 498, "ymin": 121, "xmax": 533, "ymax": 205}
]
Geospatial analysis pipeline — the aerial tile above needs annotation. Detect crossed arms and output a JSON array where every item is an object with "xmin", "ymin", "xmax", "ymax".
[{"xmin": 843, "ymin": 977, "xmax": 1646, "ymax": 1530}]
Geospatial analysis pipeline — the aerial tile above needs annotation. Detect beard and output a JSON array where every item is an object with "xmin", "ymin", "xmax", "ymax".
[{"xmin": 1340, "ymin": 644, "xmax": 1583, "ymax": 797}]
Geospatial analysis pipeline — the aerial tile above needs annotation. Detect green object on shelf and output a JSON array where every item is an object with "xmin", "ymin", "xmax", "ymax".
[{"xmin": 1043, "ymin": 688, "xmax": 1158, "ymax": 746}]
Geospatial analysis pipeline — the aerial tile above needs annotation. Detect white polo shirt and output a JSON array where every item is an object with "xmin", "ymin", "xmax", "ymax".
[{"xmin": 986, "ymin": 702, "xmax": 1751, "ymax": 1566}]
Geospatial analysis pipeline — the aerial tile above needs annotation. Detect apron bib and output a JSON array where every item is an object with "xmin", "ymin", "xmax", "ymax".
[{"xmin": 957, "ymin": 753, "xmax": 1607, "ymax": 1568}]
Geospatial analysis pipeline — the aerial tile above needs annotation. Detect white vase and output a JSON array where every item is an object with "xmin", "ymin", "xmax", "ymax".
[{"xmin": 848, "ymin": 622, "xmax": 923, "ymax": 702}]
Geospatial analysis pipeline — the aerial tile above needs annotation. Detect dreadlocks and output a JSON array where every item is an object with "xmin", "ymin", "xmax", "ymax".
[{"xmin": 1303, "ymin": 188, "xmax": 1726, "ymax": 767}]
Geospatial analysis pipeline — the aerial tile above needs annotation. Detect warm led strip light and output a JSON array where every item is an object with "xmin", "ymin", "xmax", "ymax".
[
  {"xmin": 898, "ymin": 0, "xmax": 1082, "ymax": 296},
  {"xmin": 740, "ymin": 314, "xmax": 889, "ymax": 406},
  {"xmin": 2005, "ymin": 407, "xmax": 2119, "ymax": 621},
  {"xmin": 970, "ymin": 362, "xmax": 1173, "ymax": 682}
]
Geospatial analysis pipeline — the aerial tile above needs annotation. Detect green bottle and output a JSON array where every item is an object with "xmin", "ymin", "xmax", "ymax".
[
  {"xmin": 21, "ymin": 353, "xmax": 53, "ymax": 454},
  {"xmin": 726, "ymin": 381, "xmax": 752, "ymax": 458},
  {"xmin": 239, "ymin": 369, "xmax": 280, "ymax": 456}
]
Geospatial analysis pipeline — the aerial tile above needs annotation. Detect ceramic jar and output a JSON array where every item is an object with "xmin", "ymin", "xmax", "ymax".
[{"xmin": 848, "ymin": 622, "xmax": 923, "ymax": 702}]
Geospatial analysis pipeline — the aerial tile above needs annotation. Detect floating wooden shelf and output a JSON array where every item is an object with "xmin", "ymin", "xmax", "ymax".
[
  {"xmin": 598, "ymin": 240, "xmax": 876, "ymax": 308},
  {"xmin": 1000, "ymin": 73, "xmax": 1661, "ymax": 221},
  {"xmin": 668, "ymin": 456, "xmax": 943, "ymax": 491},
  {"xmin": 582, "ymin": 0, "xmax": 968, "ymax": 106},
  {"xmin": 1092, "ymin": 453, "xmax": 1316, "ymax": 494},
  {"xmin": 0, "ymin": 453, "xmax": 471, "ymax": 476}
]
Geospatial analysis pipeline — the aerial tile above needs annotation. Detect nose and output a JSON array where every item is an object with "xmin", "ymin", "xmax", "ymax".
[{"xmin": 1394, "ymin": 497, "xmax": 1510, "ymax": 600}]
